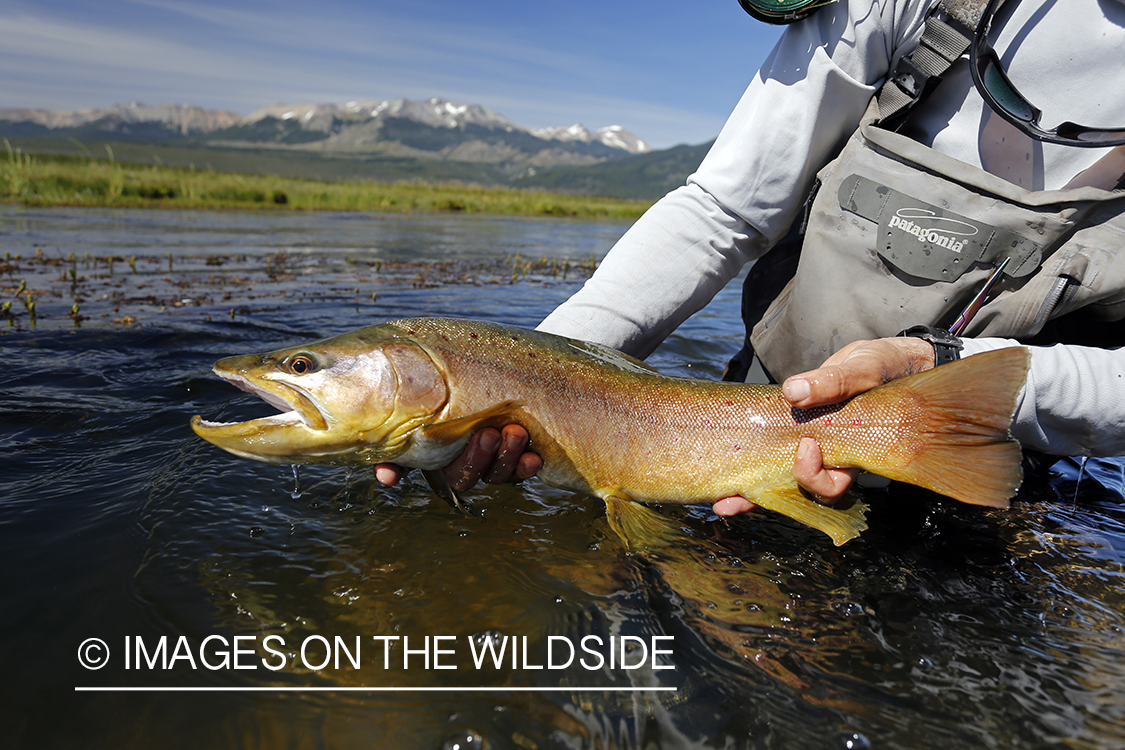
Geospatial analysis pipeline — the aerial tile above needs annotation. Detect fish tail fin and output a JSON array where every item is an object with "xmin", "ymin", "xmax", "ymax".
[
  {"xmin": 750, "ymin": 483, "xmax": 869, "ymax": 546},
  {"xmin": 874, "ymin": 347, "xmax": 1030, "ymax": 507}
]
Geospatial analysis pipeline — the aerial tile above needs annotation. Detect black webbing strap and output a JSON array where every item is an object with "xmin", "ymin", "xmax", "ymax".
[{"xmin": 876, "ymin": 0, "xmax": 996, "ymax": 125}]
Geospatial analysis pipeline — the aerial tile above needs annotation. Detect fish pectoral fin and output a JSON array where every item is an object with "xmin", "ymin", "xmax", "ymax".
[
  {"xmin": 414, "ymin": 401, "xmax": 526, "ymax": 517},
  {"xmin": 418, "ymin": 400, "xmax": 527, "ymax": 444},
  {"xmin": 421, "ymin": 468, "xmax": 472, "ymax": 516},
  {"xmin": 601, "ymin": 493, "xmax": 684, "ymax": 551},
  {"xmin": 749, "ymin": 482, "xmax": 868, "ymax": 546}
]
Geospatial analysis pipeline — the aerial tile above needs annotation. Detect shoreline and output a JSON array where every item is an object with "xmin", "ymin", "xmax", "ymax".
[{"xmin": 1, "ymin": 148, "xmax": 652, "ymax": 220}]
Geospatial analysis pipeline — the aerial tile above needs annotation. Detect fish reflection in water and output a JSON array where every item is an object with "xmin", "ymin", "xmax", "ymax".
[{"xmin": 158, "ymin": 449, "xmax": 1123, "ymax": 749}]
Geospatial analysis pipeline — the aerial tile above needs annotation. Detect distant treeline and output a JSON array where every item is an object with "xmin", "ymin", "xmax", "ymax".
[{"xmin": 1, "ymin": 143, "xmax": 654, "ymax": 219}]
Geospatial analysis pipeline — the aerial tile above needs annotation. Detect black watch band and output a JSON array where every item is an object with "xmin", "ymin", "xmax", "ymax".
[{"xmin": 897, "ymin": 325, "xmax": 963, "ymax": 366}]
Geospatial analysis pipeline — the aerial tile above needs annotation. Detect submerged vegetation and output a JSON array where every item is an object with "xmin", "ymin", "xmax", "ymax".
[
  {"xmin": 0, "ymin": 243, "xmax": 602, "ymax": 331},
  {"xmin": 0, "ymin": 142, "xmax": 653, "ymax": 219}
]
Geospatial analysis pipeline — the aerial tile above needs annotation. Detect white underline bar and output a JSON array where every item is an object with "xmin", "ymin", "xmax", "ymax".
[{"xmin": 76, "ymin": 686, "xmax": 677, "ymax": 692}]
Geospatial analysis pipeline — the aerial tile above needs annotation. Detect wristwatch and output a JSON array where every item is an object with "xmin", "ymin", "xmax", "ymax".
[{"xmin": 897, "ymin": 325, "xmax": 963, "ymax": 366}]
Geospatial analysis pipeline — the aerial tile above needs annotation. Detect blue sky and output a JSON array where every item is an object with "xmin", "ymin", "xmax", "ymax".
[{"xmin": 0, "ymin": 0, "xmax": 784, "ymax": 149}]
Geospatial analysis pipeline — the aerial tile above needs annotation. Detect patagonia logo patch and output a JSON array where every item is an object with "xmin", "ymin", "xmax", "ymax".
[
  {"xmin": 838, "ymin": 175, "xmax": 1041, "ymax": 282},
  {"xmin": 885, "ymin": 209, "xmax": 975, "ymax": 255}
]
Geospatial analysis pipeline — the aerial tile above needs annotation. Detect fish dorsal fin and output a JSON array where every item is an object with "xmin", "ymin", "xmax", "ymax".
[
  {"xmin": 418, "ymin": 400, "xmax": 526, "ymax": 444},
  {"xmin": 748, "ymin": 480, "xmax": 869, "ymax": 546},
  {"xmin": 565, "ymin": 340, "xmax": 658, "ymax": 375},
  {"xmin": 601, "ymin": 493, "xmax": 685, "ymax": 550}
]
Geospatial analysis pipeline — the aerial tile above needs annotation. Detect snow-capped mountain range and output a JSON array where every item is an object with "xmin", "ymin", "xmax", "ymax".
[
  {"xmin": 1, "ymin": 97, "xmax": 650, "ymax": 156},
  {"xmin": 0, "ymin": 102, "xmax": 242, "ymax": 136},
  {"xmin": 240, "ymin": 98, "xmax": 650, "ymax": 154}
]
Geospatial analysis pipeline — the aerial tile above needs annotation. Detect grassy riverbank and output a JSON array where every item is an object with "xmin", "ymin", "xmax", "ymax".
[{"xmin": 1, "ymin": 145, "xmax": 653, "ymax": 219}]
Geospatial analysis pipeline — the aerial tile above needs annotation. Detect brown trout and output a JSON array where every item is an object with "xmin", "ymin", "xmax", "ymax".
[{"xmin": 191, "ymin": 317, "xmax": 1030, "ymax": 545}]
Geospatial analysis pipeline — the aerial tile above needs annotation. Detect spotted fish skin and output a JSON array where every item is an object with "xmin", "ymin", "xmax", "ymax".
[{"xmin": 192, "ymin": 317, "xmax": 1030, "ymax": 545}]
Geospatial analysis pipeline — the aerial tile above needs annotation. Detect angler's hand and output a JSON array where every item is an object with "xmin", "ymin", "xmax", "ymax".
[
  {"xmin": 712, "ymin": 336, "xmax": 935, "ymax": 516},
  {"xmin": 781, "ymin": 337, "xmax": 935, "ymax": 411},
  {"xmin": 783, "ymin": 336, "xmax": 934, "ymax": 502},
  {"xmin": 374, "ymin": 424, "xmax": 542, "ymax": 491}
]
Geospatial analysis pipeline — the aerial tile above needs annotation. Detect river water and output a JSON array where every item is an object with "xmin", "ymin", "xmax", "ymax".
[{"xmin": 2, "ymin": 205, "xmax": 1123, "ymax": 750}]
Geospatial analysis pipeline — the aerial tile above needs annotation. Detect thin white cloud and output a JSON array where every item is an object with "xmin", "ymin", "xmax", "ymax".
[
  {"xmin": 117, "ymin": 0, "xmax": 615, "ymax": 89},
  {"xmin": 0, "ymin": 1, "xmax": 738, "ymax": 146},
  {"xmin": 0, "ymin": 12, "xmax": 281, "ymax": 85}
]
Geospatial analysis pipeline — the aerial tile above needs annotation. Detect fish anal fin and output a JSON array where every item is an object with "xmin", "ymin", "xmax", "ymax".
[
  {"xmin": 419, "ymin": 400, "xmax": 527, "ymax": 445},
  {"xmin": 750, "ymin": 481, "xmax": 869, "ymax": 546},
  {"xmin": 601, "ymin": 493, "xmax": 684, "ymax": 551}
]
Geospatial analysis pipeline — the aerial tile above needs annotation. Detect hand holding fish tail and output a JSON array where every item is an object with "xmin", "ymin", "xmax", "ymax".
[
  {"xmin": 782, "ymin": 337, "xmax": 936, "ymax": 409},
  {"xmin": 708, "ymin": 337, "xmax": 936, "ymax": 517},
  {"xmin": 711, "ymin": 496, "xmax": 757, "ymax": 517},
  {"xmin": 712, "ymin": 437, "xmax": 855, "ymax": 516},
  {"xmin": 778, "ymin": 337, "xmax": 938, "ymax": 504},
  {"xmin": 791, "ymin": 436, "xmax": 859, "ymax": 505}
]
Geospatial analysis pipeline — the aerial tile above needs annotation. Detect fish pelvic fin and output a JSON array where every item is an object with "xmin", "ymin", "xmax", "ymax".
[
  {"xmin": 602, "ymin": 494, "xmax": 684, "ymax": 551},
  {"xmin": 421, "ymin": 468, "xmax": 469, "ymax": 515},
  {"xmin": 418, "ymin": 400, "xmax": 527, "ymax": 445},
  {"xmin": 873, "ymin": 347, "xmax": 1030, "ymax": 508},
  {"xmin": 750, "ymin": 482, "xmax": 869, "ymax": 546}
]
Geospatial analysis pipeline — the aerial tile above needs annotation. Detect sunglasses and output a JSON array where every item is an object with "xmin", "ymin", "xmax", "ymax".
[
  {"xmin": 737, "ymin": 0, "xmax": 838, "ymax": 24},
  {"xmin": 970, "ymin": 0, "xmax": 1125, "ymax": 147}
]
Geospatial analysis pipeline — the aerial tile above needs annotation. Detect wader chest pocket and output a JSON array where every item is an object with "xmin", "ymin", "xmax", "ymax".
[{"xmin": 838, "ymin": 174, "xmax": 1042, "ymax": 281}]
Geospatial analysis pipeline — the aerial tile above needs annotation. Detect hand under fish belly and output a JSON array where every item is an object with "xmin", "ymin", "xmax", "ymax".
[{"xmin": 192, "ymin": 317, "xmax": 1030, "ymax": 545}]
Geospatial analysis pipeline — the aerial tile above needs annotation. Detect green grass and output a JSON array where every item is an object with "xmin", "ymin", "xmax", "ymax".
[{"xmin": 1, "ymin": 143, "xmax": 653, "ymax": 219}]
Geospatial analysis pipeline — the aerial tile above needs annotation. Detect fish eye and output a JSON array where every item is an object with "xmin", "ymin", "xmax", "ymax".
[{"xmin": 286, "ymin": 355, "xmax": 316, "ymax": 376}]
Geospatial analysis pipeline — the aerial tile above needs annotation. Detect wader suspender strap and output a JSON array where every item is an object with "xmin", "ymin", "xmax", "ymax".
[{"xmin": 877, "ymin": 0, "xmax": 997, "ymax": 126}]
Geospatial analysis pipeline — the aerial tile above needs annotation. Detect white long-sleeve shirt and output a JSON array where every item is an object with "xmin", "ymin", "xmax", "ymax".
[{"xmin": 539, "ymin": 0, "xmax": 1125, "ymax": 456}]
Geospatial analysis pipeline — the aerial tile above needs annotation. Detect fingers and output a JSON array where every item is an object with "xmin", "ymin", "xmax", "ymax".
[
  {"xmin": 792, "ymin": 437, "xmax": 858, "ymax": 504},
  {"xmin": 446, "ymin": 424, "xmax": 537, "ymax": 492},
  {"xmin": 444, "ymin": 427, "xmax": 501, "ymax": 492},
  {"xmin": 712, "ymin": 496, "xmax": 758, "ymax": 517},
  {"xmin": 782, "ymin": 337, "xmax": 935, "ymax": 409},
  {"xmin": 375, "ymin": 425, "xmax": 540, "ymax": 492},
  {"xmin": 712, "ymin": 437, "xmax": 858, "ymax": 517},
  {"xmin": 374, "ymin": 463, "xmax": 405, "ymax": 486},
  {"xmin": 782, "ymin": 342, "xmax": 885, "ymax": 409},
  {"xmin": 514, "ymin": 447, "xmax": 544, "ymax": 482},
  {"xmin": 782, "ymin": 365, "xmax": 867, "ymax": 409},
  {"xmin": 482, "ymin": 424, "xmax": 537, "ymax": 484}
]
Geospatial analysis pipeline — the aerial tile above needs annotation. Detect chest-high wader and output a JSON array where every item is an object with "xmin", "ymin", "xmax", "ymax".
[{"xmin": 723, "ymin": 0, "xmax": 1125, "ymax": 383}]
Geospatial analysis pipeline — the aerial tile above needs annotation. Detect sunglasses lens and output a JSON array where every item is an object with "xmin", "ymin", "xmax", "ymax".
[
  {"xmin": 1057, "ymin": 122, "xmax": 1125, "ymax": 144},
  {"xmin": 969, "ymin": 1, "xmax": 1125, "ymax": 147},
  {"xmin": 982, "ymin": 55, "xmax": 1037, "ymax": 122}
]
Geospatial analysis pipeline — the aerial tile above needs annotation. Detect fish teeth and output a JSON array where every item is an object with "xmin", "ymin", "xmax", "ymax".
[
  {"xmin": 198, "ymin": 411, "xmax": 306, "ymax": 429},
  {"xmin": 196, "ymin": 419, "xmax": 239, "ymax": 428}
]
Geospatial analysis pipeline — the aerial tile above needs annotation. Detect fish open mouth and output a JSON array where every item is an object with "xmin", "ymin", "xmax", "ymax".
[{"xmin": 193, "ymin": 369, "xmax": 329, "ymax": 432}]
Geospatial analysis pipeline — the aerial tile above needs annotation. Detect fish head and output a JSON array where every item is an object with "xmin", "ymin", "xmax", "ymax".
[{"xmin": 191, "ymin": 325, "xmax": 448, "ymax": 464}]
